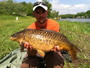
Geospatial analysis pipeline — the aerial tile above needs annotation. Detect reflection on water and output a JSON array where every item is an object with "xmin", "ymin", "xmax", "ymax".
[{"xmin": 59, "ymin": 18, "xmax": 90, "ymax": 22}]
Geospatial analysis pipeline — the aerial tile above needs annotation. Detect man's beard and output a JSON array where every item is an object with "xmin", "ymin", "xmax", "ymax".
[
  {"xmin": 36, "ymin": 19, "xmax": 47, "ymax": 28},
  {"xmin": 39, "ymin": 20, "xmax": 46, "ymax": 24},
  {"xmin": 38, "ymin": 17, "xmax": 47, "ymax": 24}
]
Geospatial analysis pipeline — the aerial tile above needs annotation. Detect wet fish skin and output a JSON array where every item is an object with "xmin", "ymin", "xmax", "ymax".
[{"xmin": 10, "ymin": 29, "xmax": 79, "ymax": 61}]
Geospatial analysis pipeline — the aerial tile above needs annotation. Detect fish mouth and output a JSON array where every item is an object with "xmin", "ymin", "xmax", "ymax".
[{"xmin": 10, "ymin": 37, "xmax": 16, "ymax": 41}]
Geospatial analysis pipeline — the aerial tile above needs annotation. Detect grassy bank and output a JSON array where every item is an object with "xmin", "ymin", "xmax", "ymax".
[
  {"xmin": 57, "ymin": 20, "xmax": 90, "ymax": 68},
  {"xmin": 0, "ymin": 15, "xmax": 36, "ymax": 59},
  {"xmin": 0, "ymin": 15, "xmax": 90, "ymax": 67}
]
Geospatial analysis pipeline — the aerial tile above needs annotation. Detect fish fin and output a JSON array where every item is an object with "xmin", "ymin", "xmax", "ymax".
[
  {"xmin": 20, "ymin": 42, "xmax": 24, "ymax": 52},
  {"xmin": 37, "ymin": 50, "xmax": 45, "ymax": 57},
  {"xmin": 69, "ymin": 49, "xmax": 77, "ymax": 61}
]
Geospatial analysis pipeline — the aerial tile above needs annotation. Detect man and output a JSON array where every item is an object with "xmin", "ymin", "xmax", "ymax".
[{"xmin": 21, "ymin": 1, "xmax": 64, "ymax": 68}]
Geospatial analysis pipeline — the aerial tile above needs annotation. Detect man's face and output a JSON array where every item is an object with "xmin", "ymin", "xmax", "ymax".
[{"xmin": 33, "ymin": 7, "xmax": 48, "ymax": 24}]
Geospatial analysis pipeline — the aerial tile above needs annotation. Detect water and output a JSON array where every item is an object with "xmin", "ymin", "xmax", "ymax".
[{"xmin": 59, "ymin": 18, "xmax": 90, "ymax": 22}]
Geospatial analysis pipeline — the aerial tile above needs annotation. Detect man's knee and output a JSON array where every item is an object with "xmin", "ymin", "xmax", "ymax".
[
  {"xmin": 46, "ymin": 51, "xmax": 64, "ymax": 68},
  {"xmin": 21, "ymin": 63, "xmax": 29, "ymax": 68},
  {"xmin": 21, "ymin": 56, "xmax": 42, "ymax": 68}
]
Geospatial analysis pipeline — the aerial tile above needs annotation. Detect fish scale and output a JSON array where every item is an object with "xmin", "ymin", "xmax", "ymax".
[{"xmin": 10, "ymin": 29, "xmax": 80, "ymax": 61}]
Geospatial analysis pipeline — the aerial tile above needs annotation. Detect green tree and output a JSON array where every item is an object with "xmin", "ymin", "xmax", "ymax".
[
  {"xmin": 86, "ymin": 10, "xmax": 90, "ymax": 18},
  {"xmin": 26, "ymin": 2, "xmax": 33, "ymax": 16},
  {"xmin": 0, "ymin": 2, "xmax": 5, "ymax": 14},
  {"xmin": 42, "ymin": 0, "xmax": 52, "ymax": 18},
  {"xmin": 0, "ymin": 1, "xmax": 14, "ymax": 15},
  {"xmin": 7, "ymin": 0, "xmax": 13, "ymax": 3},
  {"xmin": 50, "ymin": 10, "xmax": 59, "ymax": 18}
]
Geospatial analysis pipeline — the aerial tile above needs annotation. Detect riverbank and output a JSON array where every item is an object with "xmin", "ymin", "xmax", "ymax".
[
  {"xmin": 0, "ymin": 15, "xmax": 90, "ymax": 68},
  {"xmin": 57, "ymin": 20, "xmax": 90, "ymax": 67}
]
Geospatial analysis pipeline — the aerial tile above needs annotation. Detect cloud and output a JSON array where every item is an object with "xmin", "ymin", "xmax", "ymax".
[
  {"xmin": 50, "ymin": 0, "xmax": 89, "ymax": 15},
  {"xmin": 37, "ymin": 0, "xmax": 43, "ymax": 2}
]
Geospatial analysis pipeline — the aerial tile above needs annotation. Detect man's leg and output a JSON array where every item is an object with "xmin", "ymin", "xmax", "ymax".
[
  {"xmin": 45, "ymin": 51, "xmax": 64, "ymax": 68},
  {"xmin": 21, "ymin": 56, "xmax": 42, "ymax": 68}
]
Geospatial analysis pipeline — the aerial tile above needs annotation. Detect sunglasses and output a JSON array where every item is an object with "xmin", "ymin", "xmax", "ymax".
[{"xmin": 33, "ymin": 2, "xmax": 47, "ymax": 7}]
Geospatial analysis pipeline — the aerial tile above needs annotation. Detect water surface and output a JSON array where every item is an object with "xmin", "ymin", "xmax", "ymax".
[{"xmin": 59, "ymin": 18, "xmax": 90, "ymax": 22}]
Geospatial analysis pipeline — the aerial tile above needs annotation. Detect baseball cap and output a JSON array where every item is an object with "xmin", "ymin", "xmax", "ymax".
[{"xmin": 33, "ymin": 2, "xmax": 48, "ymax": 11}]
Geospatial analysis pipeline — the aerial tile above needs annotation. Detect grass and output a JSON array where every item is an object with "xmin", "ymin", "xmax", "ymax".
[
  {"xmin": 0, "ymin": 15, "xmax": 90, "ymax": 67},
  {"xmin": 0, "ymin": 15, "xmax": 36, "ymax": 59},
  {"xmin": 57, "ymin": 20, "xmax": 90, "ymax": 68}
]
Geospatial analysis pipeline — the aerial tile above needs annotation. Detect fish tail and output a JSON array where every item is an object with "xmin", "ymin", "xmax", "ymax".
[{"xmin": 69, "ymin": 48, "xmax": 77, "ymax": 61}]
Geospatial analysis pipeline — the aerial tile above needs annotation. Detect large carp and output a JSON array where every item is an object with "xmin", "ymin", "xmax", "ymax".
[{"xmin": 10, "ymin": 29, "xmax": 79, "ymax": 61}]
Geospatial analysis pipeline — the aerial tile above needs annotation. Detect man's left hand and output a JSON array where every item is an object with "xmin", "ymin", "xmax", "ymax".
[{"xmin": 51, "ymin": 45, "xmax": 60, "ymax": 52}]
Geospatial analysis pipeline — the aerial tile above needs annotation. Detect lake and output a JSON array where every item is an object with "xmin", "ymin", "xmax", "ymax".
[{"xmin": 59, "ymin": 18, "xmax": 90, "ymax": 22}]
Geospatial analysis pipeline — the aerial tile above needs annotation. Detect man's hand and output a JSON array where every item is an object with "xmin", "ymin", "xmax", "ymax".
[
  {"xmin": 51, "ymin": 45, "xmax": 60, "ymax": 52},
  {"xmin": 20, "ymin": 42, "xmax": 33, "ymax": 51},
  {"xmin": 20, "ymin": 42, "xmax": 59, "ymax": 53}
]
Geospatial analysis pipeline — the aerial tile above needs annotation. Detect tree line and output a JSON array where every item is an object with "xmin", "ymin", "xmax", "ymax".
[
  {"xmin": 59, "ymin": 10, "xmax": 90, "ymax": 19},
  {"xmin": 0, "ymin": 0, "xmax": 90, "ymax": 19},
  {"xmin": 0, "ymin": 0, "xmax": 34, "ymax": 16},
  {"xmin": 0, "ymin": 0, "xmax": 59, "ymax": 18}
]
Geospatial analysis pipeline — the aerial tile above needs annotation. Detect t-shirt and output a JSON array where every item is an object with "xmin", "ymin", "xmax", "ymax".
[{"xmin": 27, "ymin": 19, "xmax": 59, "ymax": 32}]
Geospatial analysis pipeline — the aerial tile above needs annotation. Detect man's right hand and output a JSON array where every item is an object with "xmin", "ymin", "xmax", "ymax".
[
  {"xmin": 20, "ymin": 42, "xmax": 37, "ymax": 56},
  {"xmin": 20, "ymin": 42, "xmax": 33, "ymax": 51}
]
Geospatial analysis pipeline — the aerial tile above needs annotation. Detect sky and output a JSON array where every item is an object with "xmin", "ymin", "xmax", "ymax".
[{"xmin": 1, "ymin": 0, "xmax": 90, "ymax": 14}]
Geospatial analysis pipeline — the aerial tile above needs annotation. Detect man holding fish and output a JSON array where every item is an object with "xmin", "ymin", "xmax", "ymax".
[{"xmin": 20, "ymin": 1, "xmax": 64, "ymax": 68}]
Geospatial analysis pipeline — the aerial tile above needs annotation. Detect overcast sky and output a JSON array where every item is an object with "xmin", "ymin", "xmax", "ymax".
[{"xmin": 1, "ymin": 0, "xmax": 90, "ymax": 14}]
